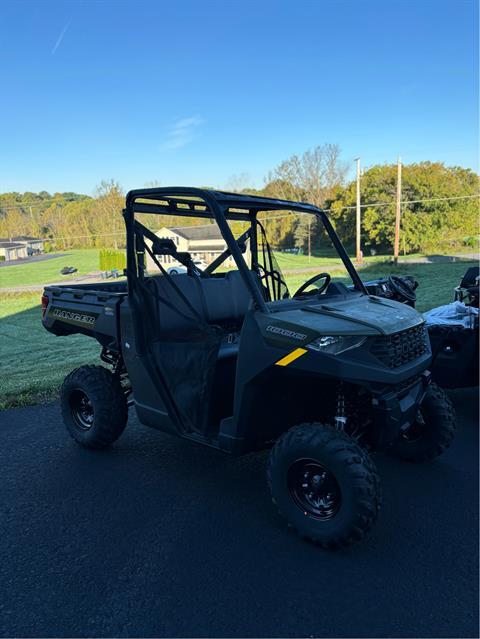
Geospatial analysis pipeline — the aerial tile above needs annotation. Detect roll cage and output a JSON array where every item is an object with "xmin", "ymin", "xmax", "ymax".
[{"xmin": 123, "ymin": 187, "xmax": 367, "ymax": 311}]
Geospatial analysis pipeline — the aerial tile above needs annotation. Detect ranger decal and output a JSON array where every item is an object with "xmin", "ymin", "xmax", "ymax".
[
  {"xmin": 50, "ymin": 308, "xmax": 97, "ymax": 326},
  {"xmin": 266, "ymin": 325, "xmax": 307, "ymax": 341}
]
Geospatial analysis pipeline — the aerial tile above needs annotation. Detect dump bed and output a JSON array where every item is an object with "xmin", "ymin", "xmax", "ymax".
[{"xmin": 42, "ymin": 280, "xmax": 128, "ymax": 350}]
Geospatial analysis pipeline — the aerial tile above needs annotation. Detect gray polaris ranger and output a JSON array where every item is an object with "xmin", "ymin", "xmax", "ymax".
[{"xmin": 42, "ymin": 188, "xmax": 455, "ymax": 548}]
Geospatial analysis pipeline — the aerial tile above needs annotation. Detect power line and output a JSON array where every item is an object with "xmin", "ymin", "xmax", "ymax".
[
  {"xmin": 40, "ymin": 231, "xmax": 125, "ymax": 241},
  {"xmin": 0, "ymin": 193, "xmax": 478, "ymax": 214},
  {"xmin": 327, "ymin": 193, "xmax": 479, "ymax": 212},
  {"xmin": 41, "ymin": 228, "xmax": 478, "ymax": 244},
  {"xmin": 256, "ymin": 193, "xmax": 479, "ymax": 222},
  {"xmin": 1, "ymin": 194, "xmax": 479, "ymax": 242}
]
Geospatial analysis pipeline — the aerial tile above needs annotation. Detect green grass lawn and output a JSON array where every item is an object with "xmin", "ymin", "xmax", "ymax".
[
  {"xmin": 359, "ymin": 261, "xmax": 478, "ymax": 312},
  {"xmin": 0, "ymin": 293, "xmax": 99, "ymax": 408},
  {"xmin": 0, "ymin": 260, "xmax": 476, "ymax": 408},
  {"xmin": 274, "ymin": 251, "xmax": 384, "ymax": 271},
  {"xmin": 274, "ymin": 251, "xmax": 342, "ymax": 270},
  {"xmin": 284, "ymin": 260, "xmax": 477, "ymax": 312},
  {"xmin": 0, "ymin": 249, "xmax": 101, "ymax": 288},
  {"xmin": 274, "ymin": 248, "xmax": 477, "ymax": 273}
]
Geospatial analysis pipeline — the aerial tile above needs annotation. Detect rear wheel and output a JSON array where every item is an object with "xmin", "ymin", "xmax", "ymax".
[
  {"xmin": 388, "ymin": 382, "xmax": 455, "ymax": 462},
  {"xmin": 61, "ymin": 365, "xmax": 128, "ymax": 449},
  {"xmin": 267, "ymin": 423, "xmax": 381, "ymax": 548}
]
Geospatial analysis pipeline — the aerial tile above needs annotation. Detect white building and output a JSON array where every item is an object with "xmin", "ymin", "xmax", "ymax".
[
  {"xmin": 0, "ymin": 235, "xmax": 44, "ymax": 261},
  {"xmin": 146, "ymin": 225, "xmax": 240, "ymax": 271},
  {"xmin": 12, "ymin": 236, "xmax": 45, "ymax": 255},
  {"xmin": 0, "ymin": 241, "xmax": 29, "ymax": 261}
]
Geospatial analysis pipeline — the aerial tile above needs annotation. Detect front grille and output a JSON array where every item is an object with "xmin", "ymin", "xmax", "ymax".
[{"xmin": 370, "ymin": 324, "xmax": 428, "ymax": 368}]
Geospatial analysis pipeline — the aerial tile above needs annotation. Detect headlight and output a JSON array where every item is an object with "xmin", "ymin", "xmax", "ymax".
[{"xmin": 306, "ymin": 335, "xmax": 366, "ymax": 355}]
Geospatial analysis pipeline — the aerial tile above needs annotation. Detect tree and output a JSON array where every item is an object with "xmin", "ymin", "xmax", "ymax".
[
  {"xmin": 264, "ymin": 144, "xmax": 348, "ymax": 250},
  {"xmin": 327, "ymin": 162, "xmax": 479, "ymax": 254},
  {"xmin": 224, "ymin": 173, "xmax": 253, "ymax": 193},
  {"xmin": 94, "ymin": 180, "xmax": 124, "ymax": 249}
]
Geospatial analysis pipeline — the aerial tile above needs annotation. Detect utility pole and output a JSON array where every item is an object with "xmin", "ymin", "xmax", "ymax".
[
  {"xmin": 308, "ymin": 218, "xmax": 311, "ymax": 263},
  {"xmin": 355, "ymin": 157, "xmax": 361, "ymax": 263},
  {"xmin": 56, "ymin": 203, "xmax": 65, "ymax": 250},
  {"xmin": 394, "ymin": 156, "xmax": 402, "ymax": 265},
  {"xmin": 112, "ymin": 205, "xmax": 118, "ymax": 251}
]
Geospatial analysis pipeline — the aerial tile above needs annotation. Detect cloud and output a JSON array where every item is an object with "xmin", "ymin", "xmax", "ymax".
[
  {"xmin": 51, "ymin": 19, "xmax": 72, "ymax": 55},
  {"xmin": 161, "ymin": 116, "xmax": 204, "ymax": 150}
]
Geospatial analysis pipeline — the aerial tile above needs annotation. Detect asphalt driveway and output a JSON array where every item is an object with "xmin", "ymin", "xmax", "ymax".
[{"xmin": 0, "ymin": 389, "xmax": 478, "ymax": 638}]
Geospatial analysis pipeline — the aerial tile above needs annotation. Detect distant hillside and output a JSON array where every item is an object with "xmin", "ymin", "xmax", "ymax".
[{"xmin": 0, "ymin": 158, "xmax": 477, "ymax": 253}]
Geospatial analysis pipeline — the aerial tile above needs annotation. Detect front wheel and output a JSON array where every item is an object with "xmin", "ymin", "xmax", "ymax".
[
  {"xmin": 60, "ymin": 365, "xmax": 128, "ymax": 449},
  {"xmin": 388, "ymin": 382, "xmax": 455, "ymax": 463},
  {"xmin": 267, "ymin": 423, "xmax": 381, "ymax": 549}
]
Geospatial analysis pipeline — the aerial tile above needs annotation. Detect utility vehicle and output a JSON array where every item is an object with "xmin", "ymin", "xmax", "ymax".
[
  {"xmin": 365, "ymin": 268, "xmax": 479, "ymax": 389},
  {"xmin": 42, "ymin": 188, "xmax": 456, "ymax": 548}
]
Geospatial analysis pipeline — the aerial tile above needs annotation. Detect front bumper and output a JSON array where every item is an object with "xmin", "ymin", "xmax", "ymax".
[{"xmin": 370, "ymin": 371, "xmax": 431, "ymax": 449}]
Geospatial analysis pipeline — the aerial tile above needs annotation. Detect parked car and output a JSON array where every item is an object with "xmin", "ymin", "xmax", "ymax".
[{"xmin": 167, "ymin": 259, "xmax": 208, "ymax": 275}]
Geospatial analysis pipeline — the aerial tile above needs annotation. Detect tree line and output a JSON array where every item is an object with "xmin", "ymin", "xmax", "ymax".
[{"xmin": 0, "ymin": 146, "xmax": 478, "ymax": 255}]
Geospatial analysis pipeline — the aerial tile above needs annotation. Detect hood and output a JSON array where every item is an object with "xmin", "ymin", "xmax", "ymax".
[{"xmin": 269, "ymin": 294, "xmax": 424, "ymax": 337}]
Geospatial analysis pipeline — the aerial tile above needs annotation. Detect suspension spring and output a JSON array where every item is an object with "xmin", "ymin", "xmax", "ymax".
[{"xmin": 335, "ymin": 383, "xmax": 347, "ymax": 430}]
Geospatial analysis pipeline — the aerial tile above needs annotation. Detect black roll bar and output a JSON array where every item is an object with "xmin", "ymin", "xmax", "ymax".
[{"xmin": 124, "ymin": 187, "xmax": 367, "ymax": 312}]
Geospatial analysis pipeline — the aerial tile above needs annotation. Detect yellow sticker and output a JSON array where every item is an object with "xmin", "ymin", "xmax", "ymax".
[{"xmin": 275, "ymin": 347, "xmax": 308, "ymax": 367}]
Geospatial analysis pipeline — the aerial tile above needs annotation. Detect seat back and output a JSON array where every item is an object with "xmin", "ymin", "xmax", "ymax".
[{"xmin": 146, "ymin": 270, "xmax": 255, "ymax": 333}]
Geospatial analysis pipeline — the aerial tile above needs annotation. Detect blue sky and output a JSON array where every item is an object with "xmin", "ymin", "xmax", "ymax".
[{"xmin": 0, "ymin": 0, "xmax": 477, "ymax": 195}]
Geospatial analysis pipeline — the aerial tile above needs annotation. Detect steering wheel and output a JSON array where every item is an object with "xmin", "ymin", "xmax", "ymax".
[
  {"xmin": 293, "ymin": 272, "xmax": 331, "ymax": 298},
  {"xmin": 387, "ymin": 275, "xmax": 417, "ymax": 303}
]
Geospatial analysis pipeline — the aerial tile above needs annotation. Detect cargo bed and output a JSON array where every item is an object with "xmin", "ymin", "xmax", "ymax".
[{"xmin": 42, "ymin": 279, "xmax": 128, "ymax": 350}]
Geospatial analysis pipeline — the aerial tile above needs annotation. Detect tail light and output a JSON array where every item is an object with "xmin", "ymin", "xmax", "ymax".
[{"xmin": 41, "ymin": 294, "xmax": 49, "ymax": 318}]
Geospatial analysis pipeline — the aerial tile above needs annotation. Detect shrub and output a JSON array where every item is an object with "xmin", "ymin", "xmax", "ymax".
[{"xmin": 99, "ymin": 249, "xmax": 126, "ymax": 271}]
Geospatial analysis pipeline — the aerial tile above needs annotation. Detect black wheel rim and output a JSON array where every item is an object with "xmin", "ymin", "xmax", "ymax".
[
  {"xmin": 287, "ymin": 458, "xmax": 341, "ymax": 520},
  {"xmin": 70, "ymin": 389, "xmax": 94, "ymax": 430},
  {"xmin": 402, "ymin": 410, "xmax": 425, "ymax": 443}
]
